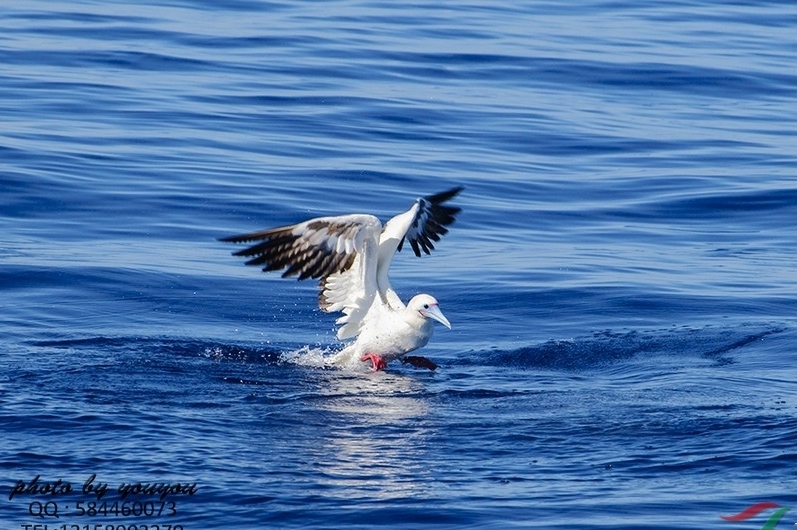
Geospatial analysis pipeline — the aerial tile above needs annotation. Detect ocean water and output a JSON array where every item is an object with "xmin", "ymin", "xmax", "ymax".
[{"xmin": 2, "ymin": 0, "xmax": 797, "ymax": 528}]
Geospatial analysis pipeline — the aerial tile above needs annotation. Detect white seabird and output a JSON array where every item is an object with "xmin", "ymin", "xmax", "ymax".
[{"xmin": 220, "ymin": 187, "xmax": 463, "ymax": 371}]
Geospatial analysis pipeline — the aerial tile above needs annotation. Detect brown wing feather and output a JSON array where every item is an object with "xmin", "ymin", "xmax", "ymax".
[{"xmin": 220, "ymin": 216, "xmax": 371, "ymax": 281}]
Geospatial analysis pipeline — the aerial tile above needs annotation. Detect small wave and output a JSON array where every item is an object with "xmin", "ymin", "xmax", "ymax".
[
  {"xmin": 31, "ymin": 335, "xmax": 372, "ymax": 371},
  {"xmin": 32, "ymin": 336, "xmax": 286, "ymax": 365},
  {"xmin": 31, "ymin": 325, "xmax": 785, "ymax": 375},
  {"xmin": 480, "ymin": 325, "xmax": 785, "ymax": 371}
]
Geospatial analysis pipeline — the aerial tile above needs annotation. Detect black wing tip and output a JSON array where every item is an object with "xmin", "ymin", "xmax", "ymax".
[
  {"xmin": 398, "ymin": 186, "xmax": 463, "ymax": 257},
  {"xmin": 219, "ymin": 233, "xmax": 261, "ymax": 244},
  {"xmin": 424, "ymin": 186, "xmax": 464, "ymax": 204},
  {"xmin": 219, "ymin": 224, "xmax": 298, "ymax": 244},
  {"xmin": 218, "ymin": 233, "xmax": 267, "ymax": 244}
]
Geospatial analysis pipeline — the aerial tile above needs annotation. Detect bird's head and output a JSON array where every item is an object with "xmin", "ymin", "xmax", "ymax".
[{"xmin": 408, "ymin": 294, "xmax": 451, "ymax": 329}]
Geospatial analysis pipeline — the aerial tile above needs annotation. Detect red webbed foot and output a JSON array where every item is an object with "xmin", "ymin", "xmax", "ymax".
[{"xmin": 360, "ymin": 353, "xmax": 387, "ymax": 371}]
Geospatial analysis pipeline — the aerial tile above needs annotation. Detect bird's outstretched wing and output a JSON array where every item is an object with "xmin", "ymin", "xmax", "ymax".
[
  {"xmin": 219, "ymin": 214, "xmax": 382, "ymax": 281},
  {"xmin": 373, "ymin": 186, "xmax": 463, "ymax": 309},
  {"xmin": 398, "ymin": 186, "xmax": 463, "ymax": 257}
]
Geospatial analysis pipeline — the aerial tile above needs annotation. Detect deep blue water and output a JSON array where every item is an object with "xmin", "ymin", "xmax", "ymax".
[{"xmin": 2, "ymin": 0, "xmax": 797, "ymax": 528}]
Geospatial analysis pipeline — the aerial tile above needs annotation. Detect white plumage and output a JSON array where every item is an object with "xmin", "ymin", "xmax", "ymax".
[{"xmin": 220, "ymin": 187, "xmax": 462, "ymax": 371}]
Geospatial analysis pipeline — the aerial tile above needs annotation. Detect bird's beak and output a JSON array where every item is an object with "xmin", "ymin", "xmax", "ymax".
[{"xmin": 423, "ymin": 304, "xmax": 452, "ymax": 329}]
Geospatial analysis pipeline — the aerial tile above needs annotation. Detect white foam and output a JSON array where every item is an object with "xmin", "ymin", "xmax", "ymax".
[{"xmin": 280, "ymin": 344, "xmax": 368, "ymax": 372}]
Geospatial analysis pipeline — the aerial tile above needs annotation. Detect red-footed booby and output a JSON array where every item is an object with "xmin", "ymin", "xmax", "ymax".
[{"xmin": 220, "ymin": 187, "xmax": 462, "ymax": 371}]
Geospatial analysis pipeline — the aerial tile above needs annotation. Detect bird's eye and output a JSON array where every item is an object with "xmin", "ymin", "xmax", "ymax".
[{"xmin": 423, "ymin": 304, "xmax": 429, "ymax": 309}]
